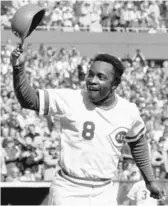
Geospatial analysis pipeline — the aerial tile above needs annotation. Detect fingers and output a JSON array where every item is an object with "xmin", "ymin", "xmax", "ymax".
[
  {"xmin": 18, "ymin": 43, "xmax": 23, "ymax": 51},
  {"xmin": 159, "ymin": 190, "xmax": 166, "ymax": 200},
  {"xmin": 10, "ymin": 44, "xmax": 25, "ymax": 66},
  {"xmin": 150, "ymin": 192, "xmax": 159, "ymax": 199},
  {"xmin": 150, "ymin": 189, "xmax": 165, "ymax": 200},
  {"xmin": 16, "ymin": 44, "xmax": 23, "ymax": 54},
  {"xmin": 12, "ymin": 44, "xmax": 23, "ymax": 57}
]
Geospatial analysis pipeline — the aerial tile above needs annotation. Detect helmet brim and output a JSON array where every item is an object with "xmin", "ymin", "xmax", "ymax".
[{"xmin": 11, "ymin": 4, "xmax": 46, "ymax": 40}]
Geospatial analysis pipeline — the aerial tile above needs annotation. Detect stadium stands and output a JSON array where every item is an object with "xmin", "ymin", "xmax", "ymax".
[
  {"xmin": 1, "ymin": 0, "xmax": 168, "ymax": 32},
  {"xmin": 1, "ymin": 42, "xmax": 168, "ymax": 182},
  {"xmin": 1, "ymin": 1, "xmax": 168, "ymax": 205}
]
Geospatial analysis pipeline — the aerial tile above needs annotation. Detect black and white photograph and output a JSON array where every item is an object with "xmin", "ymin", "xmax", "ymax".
[{"xmin": 1, "ymin": 0, "xmax": 168, "ymax": 205}]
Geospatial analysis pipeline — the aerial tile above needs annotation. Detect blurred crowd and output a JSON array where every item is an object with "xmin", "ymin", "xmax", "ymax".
[
  {"xmin": 1, "ymin": 40, "xmax": 168, "ymax": 183},
  {"xmin": 1, "ymin": 0, "xmax": 168, "ymax": 32}
]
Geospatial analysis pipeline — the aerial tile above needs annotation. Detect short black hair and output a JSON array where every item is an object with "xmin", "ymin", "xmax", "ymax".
[{"xmin": 93, "ymin": 53, "xmax": 125, "ymax": 86}]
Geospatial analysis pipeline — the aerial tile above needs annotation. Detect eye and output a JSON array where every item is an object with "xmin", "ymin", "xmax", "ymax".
[
  {"xmin": 88, "ymin": 71, "xmax": 94, "ymax": 78},
  {"xmin": 99, "ymin": 76, "xmax": 105, "ymax": 80},
  {"xmin": 98, "ymin": 74, "xmax": 106, "ymax": 80}
]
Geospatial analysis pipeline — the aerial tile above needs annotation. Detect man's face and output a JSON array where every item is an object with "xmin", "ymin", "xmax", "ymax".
[
  {"xmin": 11, "ymin": 168, "xmax": 19, "ymax": 178},
  {"xmin": 49, "ymin": 148, "xmax": 57, "ymax": 157},
  {"xmin": 86, "ymin": 61, "xmax": 116, "ymax": 104},
  {"xmin": 29, "ymin": 125, "xmax": 35, "ymax": 134},
  {"xmin": 7, "ymin": 141, "xmax": 14, "ymax": 148},
  {"xmin": 25, "ymin": 169, "xmax": 31, "ymax": 177}
]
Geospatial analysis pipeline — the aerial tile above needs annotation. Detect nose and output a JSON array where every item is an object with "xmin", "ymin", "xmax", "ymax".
[{"xmin": 90, "ymin": 75, "xmax": 98, "ymax": 84}]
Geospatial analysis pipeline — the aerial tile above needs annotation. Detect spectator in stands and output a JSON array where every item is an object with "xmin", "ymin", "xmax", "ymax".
[
  {"xmin": 160, "ymin": 1, "xmax": 168, "ymax": 26},
  {"xmin": 0, "ymin": 143, "xmax": 8, "ymax": 182},
  {"xmin": 62, "ymin": 2, "xmax": 74, "ymax": 29},
  {"xmin": 151, "ymin": 116, "xmax": 164, "ymax": 142},
  {"xmin": 77, "ymin": 1, "xmax": 91, "ymax": 31},
  {"xmin": 129, "ymin": 166, "xmax": 141, "ymax": 181},
  {"xmin": 19, "ymin": 138, "xmax": 43, "ymax": 177},
  {"xmin": 162, "ymin": 124, "xmax": 168, "ymax": 179},
  {"xmin": 122, "ymin": 159, "xmax": 135, "ymax": 180},
  {"xmin": 1, "ymin": 122, "xmax": 9, "ymax": 142},
  {"xmin": 20, "ymin": 168, "xmax": 36, "ymax": 181},
  {"xmin": 11, "ymin": 0, "xmax": 29, "ymax": 10},
  {"xmin": 50, "ymin": 122, "xmax": 61, "ymax": 142},
  {"xmin": 1, "ymin": 108, "xmax": 9, "ymax": 127},
  {"xmin": 89, "ymin": 3, "xmax": 102, "ymax": 32},
  {"xmin": 50, "ymin": 2, "xmax": 63, "ymax": 28},
  {"xmin": 162, "ymin": 60, "xmax": 168, "ymax": 82},
  {"xmin": 1, "ymin": 0, "xmax": 168, "ymax": 32},
  {"xmin": 121, "ymin": 2, "xmax": 136, "ymax": 29},
  {"xmin": 77, "ymin": 56, "xmax": 89, "ymax": 85},
  {"xmin": 1, "ymin": 52, "xmax": 11, "ymax": 76},
  {"xmin": 24, "ymin": 124, "xmax": 40, "ymax": 140},
  {"xmin": 1, "ymin": 38, "xmax": 168, "ymax": 182},
  {"xmin": 43, "ymin": 141, "xmax": 60, "ymax": 181},
  {"xmin": 132, "ymin": 49, "xmax": 146, "ymax": 66},
  {"xmin": 147, "ymin": 1, "xmax": 161, "ymax": 29},
  {"xmin": 114, "ymin": 160, "xmax": 126, "ymax": 181},
  {"xmin": 1, "ymin": 10, "xmax": 12, "ymax": 30},
  {"xmin": 110, "ymin": 4, "xmax": 122, "ymax": 31},
  {"xmin": 6, "ymin": 166, "xmax": 21, "ymax": 182},
  {"xmin": 150, "ymin": 140, "xmax": 164, "ymax": 169},
  {"xmin": 100, "ymin": 1, "xmax": 113, "ymax": 31},
  {"xmin": 153, "ymin": 166, "xmax": 162, "ymax": 180},
  {"xmin": 3, "ymin": 137, "xmax": 21, "ymax": 177}
]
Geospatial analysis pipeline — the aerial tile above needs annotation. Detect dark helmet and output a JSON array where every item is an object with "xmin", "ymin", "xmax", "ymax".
[{"xmin": 11, "ymin": 4, "xmax": 46, "ymax": 40}]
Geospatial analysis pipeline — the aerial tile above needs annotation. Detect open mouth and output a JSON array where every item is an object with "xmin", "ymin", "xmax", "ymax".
[{"xmin": 87, "ymin": 85, "xmax": 99, "ymax": 91}]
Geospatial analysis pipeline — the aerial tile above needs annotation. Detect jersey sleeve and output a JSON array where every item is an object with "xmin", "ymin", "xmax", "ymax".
[
  {"xmin": 37, "ymin": 88, "xmax": 73, "ymax": 116},
  {"xmin": 125, "ymin": 104, "xmax": 146, "ymax": 143},
  {"xmin": 163, "ymin": 140, "xmax": 168, "ymax": 151},
  {"xmin": 127, "ymin": 183, "xmax": 138, "ymax": 200}
]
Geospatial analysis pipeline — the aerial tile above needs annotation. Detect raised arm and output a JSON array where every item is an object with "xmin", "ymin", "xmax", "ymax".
[{"xmin": 10, "ymin": 44, "xmax": 39, "ymax": 112}]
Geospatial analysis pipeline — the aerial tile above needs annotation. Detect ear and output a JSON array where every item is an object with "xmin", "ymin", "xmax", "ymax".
[
  {"xmin": 112, "ymin": 84, "xmax": 118, "ymax": 91},
  {"xmin": 112, "ymin": 80, "xmax": 120, "ymax": 90}
]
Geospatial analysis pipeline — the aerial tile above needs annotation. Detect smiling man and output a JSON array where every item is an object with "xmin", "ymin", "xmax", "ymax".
[
  {"xmin": 86, "ymin": 58, "xmax": 117, "ymax": 106},
  {"xmin": 10, "ymin": 46, "xmax": 164, "ymax": 206}
]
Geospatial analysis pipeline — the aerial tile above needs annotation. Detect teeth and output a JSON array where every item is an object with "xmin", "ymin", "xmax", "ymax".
[
  {"xmin": 87, "ymin": 86, "xmax": 99, "ymax": 91},
  {"xmin": 89, "ymin": 88, "xmax": 98, "ymax": 91}
]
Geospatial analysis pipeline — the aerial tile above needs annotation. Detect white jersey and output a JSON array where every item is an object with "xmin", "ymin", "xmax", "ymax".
[
  {"xmin": 38, "ymin": 88, "xmax": 146, "ymax": 180},
  {"xmin": 127, "ymin": 180, "xmax": 158, "ymax": 206},
  {"xmin": 163, "ymin": 138, "xmax": 168, "ymax": 152}
]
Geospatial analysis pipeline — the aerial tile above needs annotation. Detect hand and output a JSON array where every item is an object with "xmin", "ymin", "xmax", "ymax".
[
  {"xmin": 146, "ymin": 181, "xmax": 165, "ymax": 200},
  {"xmin": 10, "ymin": 44, "xmax": 25, "ymax": 66}
]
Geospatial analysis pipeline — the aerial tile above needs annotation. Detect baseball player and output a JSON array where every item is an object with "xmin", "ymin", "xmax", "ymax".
[
  {"xmin": 10, "ymin": 46, "xmax": 164, "ymax": 206},
  {"xmin": 127, "ymin": 179, "xmax": 158, "ymax": 206}
]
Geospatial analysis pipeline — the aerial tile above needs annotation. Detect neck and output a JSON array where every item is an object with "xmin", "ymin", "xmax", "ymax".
[{"xmin": 93, "ymin": 92, "xmax": 116, "ymax": 108}]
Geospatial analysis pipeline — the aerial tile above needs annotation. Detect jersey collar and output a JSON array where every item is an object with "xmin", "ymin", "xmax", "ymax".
[{"xmin": 96, "ymin": 94, "xmax": 118, "ymax": 111}]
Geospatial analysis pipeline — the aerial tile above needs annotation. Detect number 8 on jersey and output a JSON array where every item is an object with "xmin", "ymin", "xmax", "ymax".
[{"xmin": 82, "ymin": 121, "xmax": 95, "ymax": 140}]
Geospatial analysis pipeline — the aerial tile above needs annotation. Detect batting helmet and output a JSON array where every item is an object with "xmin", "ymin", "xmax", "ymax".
[{"xmin": 11, "ymin": 4, "xmax": 46, "ymax": 40}]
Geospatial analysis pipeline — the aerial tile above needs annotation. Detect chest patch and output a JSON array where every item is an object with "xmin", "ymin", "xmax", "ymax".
[{"xmin": 109, "ymin": 127, "xmax": 128, "ymax": 148}]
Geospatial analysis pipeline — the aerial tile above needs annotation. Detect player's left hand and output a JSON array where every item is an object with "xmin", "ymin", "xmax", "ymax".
[{"xmin": 146, "ymin": 181, "xmax": 165, "ymax": 200}]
